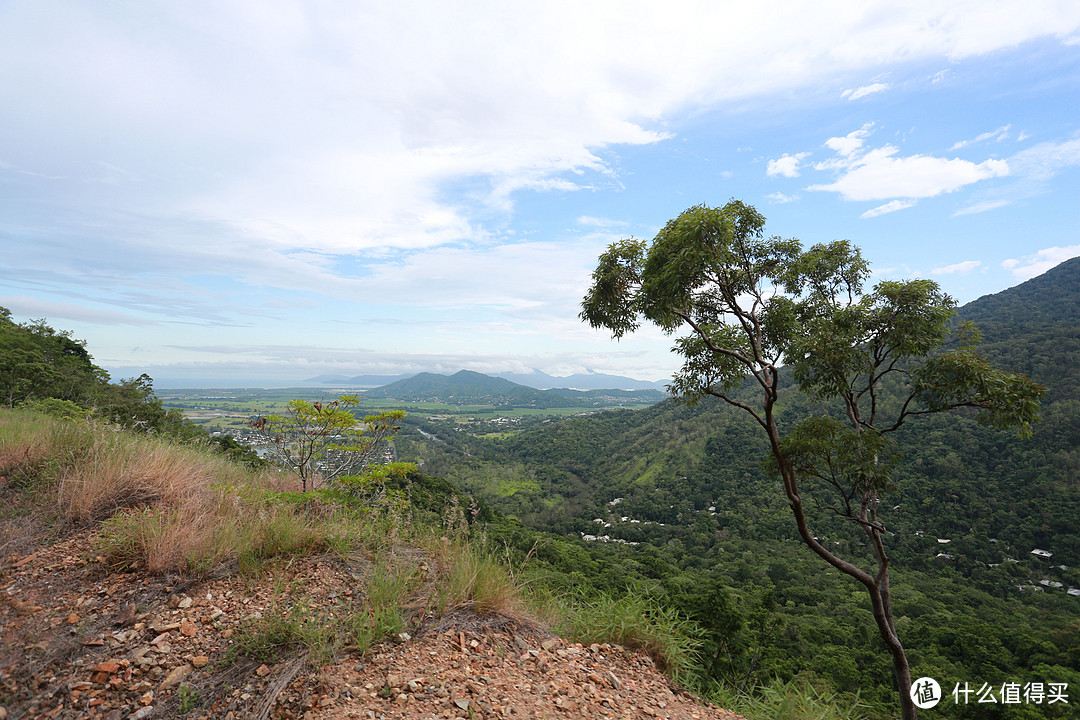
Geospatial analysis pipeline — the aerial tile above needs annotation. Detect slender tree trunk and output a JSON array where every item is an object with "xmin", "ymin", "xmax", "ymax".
[
  {"xmin": 765, "ymin": 415, "xmax": 918, "ymax": 719},
  {"xmin": 867, "ymin": 579, "xmax": 917, "ymax": 720}
]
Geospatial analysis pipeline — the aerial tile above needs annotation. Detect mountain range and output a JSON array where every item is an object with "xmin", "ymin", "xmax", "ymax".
[
  {"xmin": 304, "ymin": 369, "xmax": 668, "ymax": 391},
  {"xmin": 362, "ymin": 369, "xmax": 666, "ymax": 408}
]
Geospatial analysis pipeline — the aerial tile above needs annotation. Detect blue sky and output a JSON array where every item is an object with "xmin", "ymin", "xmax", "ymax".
[{"xmin": 2, "ymin": 1, "xmax": 1079, "ymax": 387}]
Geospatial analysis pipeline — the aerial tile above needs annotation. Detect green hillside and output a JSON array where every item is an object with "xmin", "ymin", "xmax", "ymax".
[
  {"xmin": 366, "ymin": 369, "xmax": 665, "ymax": 409},
  {"xmin": 395, "ymin": 259, "xmax": 1080, "ymax": 718}
]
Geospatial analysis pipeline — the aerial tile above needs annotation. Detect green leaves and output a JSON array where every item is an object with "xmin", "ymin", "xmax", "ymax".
[
  {"xmin": 580, "ymin": 238, "xmax": 646, "ymax": 338},
  {"xmin": 773, "ymin": 418, "xmax": 898, "ymax": 498},
  {"xmin": 911, "ymin": 349, "xmax": 1045, "ymax": 437},
  {"xmin": 670, "ymin": 324, "xmax": 755, "ymax": 400},
  {"xmin": 251, "ymin": 396, "xmax": 406, "ymax": 491}
]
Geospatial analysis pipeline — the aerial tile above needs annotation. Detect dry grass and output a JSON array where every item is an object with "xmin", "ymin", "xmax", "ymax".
[
  {"xmin": 3, "ymin": 407, "xmax": 536, "ymax": 629},
  {"xmin": 426, "ymin": 538, "xmax": 529, "ymax": 617},
  {"xmin": 58, "ymin": 427, "xmax": 251, "ymax": 522},
  {"xmin": 0, "ymin": 409, "xmax": 90, "ymax": 488}
]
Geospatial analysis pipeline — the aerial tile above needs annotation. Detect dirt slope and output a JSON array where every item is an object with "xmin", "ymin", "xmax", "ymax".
[{"xmin": 1, "ymin": 526, "xmax": 744, "ymax": 720}]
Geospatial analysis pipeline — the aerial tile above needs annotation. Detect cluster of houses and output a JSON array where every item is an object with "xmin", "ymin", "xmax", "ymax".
[{"xmin": 578, "ymin": 498, "xmax": 1079, "ymax": 598}]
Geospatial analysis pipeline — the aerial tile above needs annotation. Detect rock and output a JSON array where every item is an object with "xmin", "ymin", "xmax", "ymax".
[
  {"xmin": 131, "ymin": 707, "xmax": 154, "ymax": 720},
  {"xmin": 139, "ymin": 690, "xmax": 154, "ymax": 706},
  {"xmin": 179, "ymin": 620, "xmax": 197, "ymax": 637},
  {"xmin": 541, "ymin": 639, "xmax": 558, "ymax": 651},
  {"xmin": 91, "ymin": 661, "xmax": 121, "ymax": 683},
  {"xmin": 256, "ymin": 664, "xmax": 271, "ymax": 677},
  {"xmin": 454, "ymin": 698, "xmax": 471, "ymax": 711},
  {"xmin": 177, "ymin": 596, "xmax": 193, "ymax": 609},
  {"xmin": 7, "ymin": 597, "xmax": 34, "ymax": 615},
  {"xmin": 191, "ymin": 655, "xmax": 210, "ymax": 668},
  {"xmin": 114, "ymin": 603, "xmax": 137, "ymax": 627},
  {"xmin": 607, "ymin": 671, "xmax": 622, "ymax": 691},
  {"xmin": 158, "ymin": 664, "xmax": 190, "ymax": 690},
  {"xmin": 66, "ymin": 612, "xmax": 80, "ymax": 625}
]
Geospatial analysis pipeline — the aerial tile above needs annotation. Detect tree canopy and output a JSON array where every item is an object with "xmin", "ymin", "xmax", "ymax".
[
  {"xmin": 0, "ymin": 306, "xmax": 201, "ymax": 437},
  {"xmin": 581, "ymin": 200, "xmax": 1044, "ymax": 719}
]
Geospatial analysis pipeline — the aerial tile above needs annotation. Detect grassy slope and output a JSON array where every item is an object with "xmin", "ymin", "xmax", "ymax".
[{"xmin": 3, "ymin": 409, "xmax": 788, "ymax": 718}]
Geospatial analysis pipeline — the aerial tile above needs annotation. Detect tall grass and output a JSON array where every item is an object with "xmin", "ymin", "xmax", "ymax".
[
  {"xmin": 426, "ymin": 536, "xmax": 528, "ymax": 616},
  {"xmin": 0, "ymin": 409, "xmax": 93, "ymax": 490},
  {"xmin": 58, "ymin": 426, "xmax": 258, "ymax": 522},
  {"xmin": 550, "ymin": 590, "xmax": 703, "ymax": 684},
  {"xmin": 708, "ymin": 675, "xmax": 872, "ymax": 720}
]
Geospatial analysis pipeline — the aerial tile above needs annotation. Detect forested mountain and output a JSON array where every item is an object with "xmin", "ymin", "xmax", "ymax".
[
  {"xmin": 365, "ymin": 369, "xmax": 665, "ymax": 408},
  {"xmin": 307, "ymin": 369, "xmax": 667, "ymax": 391},
  {"xmin": 394, "ymin": 259, "xmax": 1080, "ymax": 718}
]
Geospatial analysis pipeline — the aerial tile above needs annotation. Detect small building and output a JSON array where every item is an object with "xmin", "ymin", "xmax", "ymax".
[
  {"xmin": 1031, "ymin": 549, "xmax": 1053, "ymax": 560},
  {"xmin": 1068, "ymin": 588, "xmax": 1080, "ymax": 597}
]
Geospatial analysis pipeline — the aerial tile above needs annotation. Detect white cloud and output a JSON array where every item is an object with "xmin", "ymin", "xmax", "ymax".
[
  {"xmin": 950, "ymin": 125, "xmax": 1011, "ymax": 150},
  {"xmin": 861, "ymin": 199, "xmax": 917, "ymax": 218},
  {"xmin": 1002, "ymin": 246, "xmax": 1080, "ymax": 281},
  {"xmin": 809, "ymin": 146, "xmax": 1009, "ymax": 201},
  {"xmin": 766, "ymin": 152, "xmax": 811, "ymax": 178},
  {"xmin": 841, "ymin": 83, "xmax": 889, "ymax": 100},
  {"xmin": 952, "ymin": 135, "xmax": 1080, "ymax": 213},
  {"xmin": 931, "ymin": 260, "xmax": 982, "ymax": 275},
  {"xmin": 768, "ymin": 151, "xmax": 812, "ymax": 178},
  {"xmin": 578, "ymin": 216, "xmax": 629, "ymax": 229},
  {"xmin": 768, "ymin": 192, "xmax": 798, "ymax": 203},
  {"xmin": 1007, "ymin": 137, "xmax": 1080, "ymax": 181},
  {"xmin": 0, "ymin": 296, "xmax": 157, "ymax": 326},
  {"xmin": 2, "ymin": 2, "xmax": 1078, "ymax": 259},
  {"xmin": 953, "ymin": 200, "xmax": 1010, "ymax": 216},
  {"xmin": 820, "ymin": 124, "xmax": 875, "ymax": 161}
]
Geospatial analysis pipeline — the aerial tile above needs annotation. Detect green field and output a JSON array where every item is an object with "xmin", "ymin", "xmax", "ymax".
[{"xmin": 158, "ymin": 387, "xmax": 658, "ymax": 435}]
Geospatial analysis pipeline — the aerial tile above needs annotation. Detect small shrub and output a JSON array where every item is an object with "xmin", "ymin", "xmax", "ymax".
[{"xmin": 177, "ymin": 683, "xmax": 201, "ymax": 713}]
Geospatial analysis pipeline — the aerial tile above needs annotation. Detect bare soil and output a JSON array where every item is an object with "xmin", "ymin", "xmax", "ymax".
[{"xmin": 1, "ymin": 520, "xmax": 744, "ymax": 720}]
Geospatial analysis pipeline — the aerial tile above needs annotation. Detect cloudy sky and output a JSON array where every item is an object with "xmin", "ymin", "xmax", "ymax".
[{"xmin": 2, "ymin": 1, "xmax": 1079, "ymax": 387}]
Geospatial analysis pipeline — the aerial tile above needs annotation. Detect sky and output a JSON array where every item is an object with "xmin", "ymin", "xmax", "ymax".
[{"xmin": 2, "ymin": 1, "xmax": 1079, "ymax": 388}]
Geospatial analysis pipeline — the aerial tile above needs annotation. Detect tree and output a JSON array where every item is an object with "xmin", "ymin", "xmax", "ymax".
[
  {"xmin": 0, "ymin": 307, "xmax": 101, "ymax": 408},
  {"xmin": 581, "ymin": 201, "xmax": 1043, "ymax": 719},
  {"xmin": 251, "ymin": 395, "xmax": 405, "ymax": 492}
]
